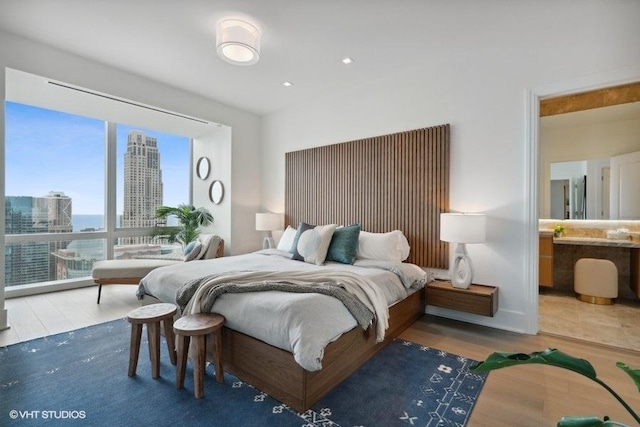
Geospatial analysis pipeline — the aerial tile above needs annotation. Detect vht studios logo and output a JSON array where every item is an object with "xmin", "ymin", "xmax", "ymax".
[{"xmin": 9, "ymin": 410, "xmax": 86, "ymax": 420}]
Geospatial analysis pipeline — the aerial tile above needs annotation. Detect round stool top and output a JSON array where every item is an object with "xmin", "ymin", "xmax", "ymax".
[
  {"xmin": 127, "ymin": 303, "xmax": 177, "ymax": 324},
  {"xmin": 174, "ymin": 313, "xmax": 225, "ymax": 336}
]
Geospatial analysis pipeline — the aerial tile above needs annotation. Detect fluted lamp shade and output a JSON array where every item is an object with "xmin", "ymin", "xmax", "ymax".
[
  {"xmin": 256, "ymin": 213, "xmax": 284, "ymax": 249},
  {"xmin": 216, "ymin": 19, "xmax": 261, "ymax": 66},
  {"xmin": 440, "ymin": 213, "xmax": 486, "ymax": 289}
]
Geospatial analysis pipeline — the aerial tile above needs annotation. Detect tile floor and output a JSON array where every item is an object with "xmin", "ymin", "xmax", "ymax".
[{"xmin": 539, "ymin": 288, "xmax": 640, "ymax": 351}]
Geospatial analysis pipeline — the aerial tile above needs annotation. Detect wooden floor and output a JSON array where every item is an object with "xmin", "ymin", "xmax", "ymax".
[
  {"xmin": 2, "ymin": 285, "xmax": 640, "ymax": 426},
  {"xmin": 401, "ymin": 317, "xmax": 640, "ymax": 426},
  {"xmin": 0, "ymin": 285, "xmax": 140, "ymax": 346}
]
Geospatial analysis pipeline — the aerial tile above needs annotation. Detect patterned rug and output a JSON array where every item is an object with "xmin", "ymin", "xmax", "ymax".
[{"xmin": 0, "ymin": 319, "xmax": 487, "ymax": 426}]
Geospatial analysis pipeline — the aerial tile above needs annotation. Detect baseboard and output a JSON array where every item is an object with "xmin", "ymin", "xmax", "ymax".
[{"xmin": 425, "ymin": 305, "xmax": 529, "ymax": 335}]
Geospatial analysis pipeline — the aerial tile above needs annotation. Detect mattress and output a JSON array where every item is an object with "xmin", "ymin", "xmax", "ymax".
[{"xmin": 138, "ymin": 249, "xmax": 426, "ymax": 371}]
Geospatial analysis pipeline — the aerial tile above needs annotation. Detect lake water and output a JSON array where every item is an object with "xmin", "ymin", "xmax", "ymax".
[{"xmin": 73, "ymin": 214, "xmax": 105, "ymax": 232}]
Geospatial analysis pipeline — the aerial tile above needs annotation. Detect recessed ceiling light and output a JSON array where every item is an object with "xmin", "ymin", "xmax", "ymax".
[
  {"xmin": 283, "ymin": 81, "xmax": 294, "ymax": 87},
  {"xmin": 342, "ymin": 57, "xmax": 354, "ymax": 64}
]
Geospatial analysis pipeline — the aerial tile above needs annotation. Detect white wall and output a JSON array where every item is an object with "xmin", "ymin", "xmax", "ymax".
[
  {"xmin": 261, "ymin": 2, "xmax": 640, "ymax": 333},
  {"xmin": 193, "ymin": 128, "xmax": 232, "ymax": 252},
  {"xmin": 0, "ymin": 30, "xmax": 262, "ymax": 329}
]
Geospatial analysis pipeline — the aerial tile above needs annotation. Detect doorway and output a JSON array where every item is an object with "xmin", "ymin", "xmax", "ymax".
[{"xmin": 536, "ymin": 81, "xmax": 640, "ymax": 350}]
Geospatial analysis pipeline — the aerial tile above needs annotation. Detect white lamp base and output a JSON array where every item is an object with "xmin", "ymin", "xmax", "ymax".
[
  {"xmin": 450, "ymin": 243, "xmax": 474, "ymax": 289},
  {"xmin": 263, "ymin": 235, "xmax": 275, "ymax": 249}
]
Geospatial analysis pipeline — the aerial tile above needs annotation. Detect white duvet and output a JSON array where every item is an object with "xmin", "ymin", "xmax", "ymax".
[{"xmin": 138, "ymin": 249, "xmax": 426, "ymax": 371}]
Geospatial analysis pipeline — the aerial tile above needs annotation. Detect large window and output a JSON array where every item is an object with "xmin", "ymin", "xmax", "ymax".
[{"xmin": 4, "ymin": 101, "xmax": 190, "ymax": 290}]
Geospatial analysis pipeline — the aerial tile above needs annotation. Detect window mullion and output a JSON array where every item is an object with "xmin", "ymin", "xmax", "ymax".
[{"xmin": 105, "ymin": 122, "xmax": 117, "ymax": 260}]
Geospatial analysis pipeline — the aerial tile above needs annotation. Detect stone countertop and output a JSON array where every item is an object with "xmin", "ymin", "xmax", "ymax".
[{"xmin": 552, "ymin": 236, "xmax": 640, "ymax": 248}]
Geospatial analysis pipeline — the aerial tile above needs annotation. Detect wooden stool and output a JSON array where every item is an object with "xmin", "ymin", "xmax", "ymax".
[
  {"xmin": 126, "ymin": 303, "xmax": 178, "ymax": 378},
  {"xmin": 174, "ymin": 313, "xmax": 225, "ymax": 399}
]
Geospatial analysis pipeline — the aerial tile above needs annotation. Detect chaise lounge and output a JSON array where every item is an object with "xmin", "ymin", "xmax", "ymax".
[{"xmin": 91, "ymin": 234, "xmax": 223, "ymax": 303}]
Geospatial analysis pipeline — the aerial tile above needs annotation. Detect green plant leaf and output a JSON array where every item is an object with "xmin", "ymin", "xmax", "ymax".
[
  {"xmin": 557, "ymin": 416, "xmax": 606, "ymax": 427},
  {"xmin": 471, "ymin": 350, "xmax": 640, "ymax": 425},
  {"xmin": 470, "ymin": 348, "xmax": 597, "ymax": 379},
  {"xmin": 557, "ymin": 416, "xmax": 629, "ymax": 427},
  {"xmin": 617, "ymin": 362, "xmax": 640, "ymax": 392},
  {"xmin": 154, "ymin": 204, "xmax": 213, "ymax": 246}
]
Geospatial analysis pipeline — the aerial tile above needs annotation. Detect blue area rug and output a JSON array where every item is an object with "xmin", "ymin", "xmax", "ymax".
[{"xmin": 0, "ymin": 319, "xmax": 487, "ymax": 426}]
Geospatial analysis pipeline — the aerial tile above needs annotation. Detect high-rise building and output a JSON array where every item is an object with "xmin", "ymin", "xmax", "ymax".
[
  {"xmin": 41, "ymin": 191, "xmax": 73, "ymax": 233},
  {"xmin": 5, "ymin": 192, "xmax": 72, "ymax": 286},
  {"xmin": 121, "ymin": 130, "xmax": 164, "ymax": 245}
]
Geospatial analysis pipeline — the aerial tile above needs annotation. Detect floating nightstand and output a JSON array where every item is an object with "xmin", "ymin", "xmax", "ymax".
[{"xmin": 426, "ymin": 280, "xmax": 498, "ymax": 317}]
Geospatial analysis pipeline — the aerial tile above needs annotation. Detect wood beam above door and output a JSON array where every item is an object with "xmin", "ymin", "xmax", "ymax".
[{"xmin": 540, "ymin": 81, "xmax": 640, "ymax": 117}]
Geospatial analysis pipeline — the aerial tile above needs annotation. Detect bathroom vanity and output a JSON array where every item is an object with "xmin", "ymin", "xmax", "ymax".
[
  {"xmin": 539, "ymin": 232, "xmax": 554, "ymax": 288},
  {"xmin": 539, "ymin": 231, "xmax": 640, "ymax": 299}
]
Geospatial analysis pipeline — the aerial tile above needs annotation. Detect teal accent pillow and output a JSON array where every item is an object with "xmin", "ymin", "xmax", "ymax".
[{"xmin": 326, "ymin": 224, "xmax": 361, "ymax": 264}]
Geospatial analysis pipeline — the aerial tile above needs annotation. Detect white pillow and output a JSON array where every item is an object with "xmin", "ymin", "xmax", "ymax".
[
  {"xmin": 194, "ymin": 234, "xmax": 214, "ymax": 260},
  {"xmin": 293, "ymin": 223, "xmax": 337, "ymax": 265},
  {"xmin": 356, "ymin": 230, "xmax": 410, "ymax": 262},
  {"xmin": 277, "ymin": 225, "xmax": 297, "ymax": 252}
]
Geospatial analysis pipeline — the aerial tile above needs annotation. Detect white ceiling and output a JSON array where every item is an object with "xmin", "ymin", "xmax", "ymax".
[{"xmin": 0, "ymin": 0, "xmax": 576, "ymax": 116}]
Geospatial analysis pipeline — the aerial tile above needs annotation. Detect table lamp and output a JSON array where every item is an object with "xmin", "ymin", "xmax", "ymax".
[
  {"xmin": 440, "ymin": 212, "xmax": 486, "ymax": 289},
  {"xmin": 255, "ymin": 213, "xmax": 284, "ymax": 249}
]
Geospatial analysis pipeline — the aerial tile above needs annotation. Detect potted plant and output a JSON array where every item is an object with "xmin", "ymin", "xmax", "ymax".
[
  {"xmin": 554, "ymin": 224, "xmax": 566, "ymax": 237},
  {"xmin": 153, "ymin": 204, "xmax": 213, "ymax": 247},
  {"xmin": 470, "ymin": 348, "xmax": 640, "ymax": 426}
]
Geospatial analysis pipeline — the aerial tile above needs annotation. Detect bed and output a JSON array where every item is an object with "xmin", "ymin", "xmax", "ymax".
[{"xmin": 139, "ymin": 125, "xmax": 450, "ymax": 412}]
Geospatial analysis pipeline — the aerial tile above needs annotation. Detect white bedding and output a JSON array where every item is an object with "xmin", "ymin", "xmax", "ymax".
[{"xmin": 138, "ymin": 249, "xmax": 426, "ymax": 371}]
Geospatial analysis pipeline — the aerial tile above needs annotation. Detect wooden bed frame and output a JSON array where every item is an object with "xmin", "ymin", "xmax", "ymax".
[
  {"xmin": 221, "ymin": 288, "xmax": 424, "ymax": 412},
  {"xmin": 216, "ymin": 125, "xmax": 450, "ymax": 413}
]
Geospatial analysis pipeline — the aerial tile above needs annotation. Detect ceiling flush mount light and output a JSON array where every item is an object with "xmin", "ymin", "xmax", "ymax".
[
  {"xmin": 342, "ymin": 57, "xmax": 354, "ymax": 64},
  {"xmin": 282, "ymin": 81, "xmax": 294, "ymax": 87},
  {"xmin": 216, "ymin": 19, "xmax": 261, "ymax": 66}
]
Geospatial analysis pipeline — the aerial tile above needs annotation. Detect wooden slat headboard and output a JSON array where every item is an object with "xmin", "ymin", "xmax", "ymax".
[{"xmin": 285, "ymin": 124, "xmax": 450, "ymax": 268}]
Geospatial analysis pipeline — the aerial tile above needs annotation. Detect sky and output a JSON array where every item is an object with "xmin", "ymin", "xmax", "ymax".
[{"xmin": 5, "ymin": 101, "xmax": 190, "ymax": 215}]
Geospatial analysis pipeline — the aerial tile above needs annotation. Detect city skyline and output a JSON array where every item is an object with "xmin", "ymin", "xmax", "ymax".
[{"xmin": 5, "ymin": 101, "xmax": 190, "ymax": 214}]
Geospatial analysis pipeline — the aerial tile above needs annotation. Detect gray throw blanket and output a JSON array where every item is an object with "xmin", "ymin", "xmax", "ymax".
[
  {"xmin": 176, "ymin": 272, "xmax": 375, "ymax": 330},
  {"xmin": 179, "ymin": 269, "xmax": 390, "ymax": 342}
]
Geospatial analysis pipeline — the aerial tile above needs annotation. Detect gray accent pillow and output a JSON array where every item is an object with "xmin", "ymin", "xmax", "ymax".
[{"xmin": 291, "ymin": 222, "xmax": 337, "ymax": 265}]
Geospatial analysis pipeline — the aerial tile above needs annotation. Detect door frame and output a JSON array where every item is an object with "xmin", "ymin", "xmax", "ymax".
[{"xmin": 524, "ymin": 65, "xmax": 640, "ymax": 335}]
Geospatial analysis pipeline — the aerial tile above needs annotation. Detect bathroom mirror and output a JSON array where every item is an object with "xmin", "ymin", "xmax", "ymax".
[
  {"xmin": 540, "ymin": 100, "xmax": 640, "ymax": 220},
  {"xmin": 548, "ymin": 161, "xmax": 589, "ymax": 220},
  {"xmin": 209, "ymin": 180, "xmax": 224, "ymax": 204},
  {"xmin": 196, "ymin": 157, "xmax": 210, "ymax": 180}
]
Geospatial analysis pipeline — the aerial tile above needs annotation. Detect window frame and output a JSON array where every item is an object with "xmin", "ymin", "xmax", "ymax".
[{"xmin": 4, "ymin": 114, "xmax": 193, "ymax": 297}]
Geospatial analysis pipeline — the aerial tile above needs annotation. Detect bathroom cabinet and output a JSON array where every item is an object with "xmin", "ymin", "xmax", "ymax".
[
  {"xmin": 539, "ymin": 235, "xmax": 554, "ymax": 287},
  {"xmin": 631, "ymin": 248, "xmax": 640, "ymax": 298}
]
